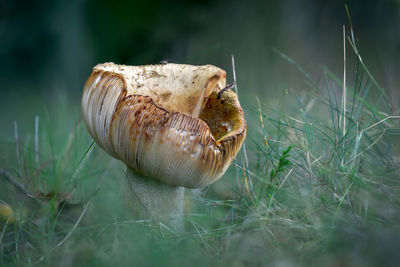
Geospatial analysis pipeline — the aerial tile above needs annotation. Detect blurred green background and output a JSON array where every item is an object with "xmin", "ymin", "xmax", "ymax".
[
  {"xmin": 1, "ymin": 0, "xmax": 399, "ymax": 135},
  {"xmin": 1, "ymin": 1, "xmax": 400, "ymax": 265}
]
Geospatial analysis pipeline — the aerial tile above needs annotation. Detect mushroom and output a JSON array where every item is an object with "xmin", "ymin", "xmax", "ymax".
[{"xmin": 81, "ymin": 62, "xmax": 246, "ymax": 229}]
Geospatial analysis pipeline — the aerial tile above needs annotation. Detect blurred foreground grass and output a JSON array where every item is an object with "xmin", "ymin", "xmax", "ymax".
[{"xmin": 1, "ymin": 34, "xmax": 400, "ymax": 266}]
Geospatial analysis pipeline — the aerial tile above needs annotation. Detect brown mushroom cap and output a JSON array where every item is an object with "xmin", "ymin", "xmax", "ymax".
[{"xmin": 82, "ymin": 63, "xmax": 246, "ymax": 188}]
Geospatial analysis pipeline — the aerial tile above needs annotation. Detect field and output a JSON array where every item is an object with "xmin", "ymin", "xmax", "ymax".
[{"xmin": 1, "ymin": 25, "xmax": 400, "ymax": 266}]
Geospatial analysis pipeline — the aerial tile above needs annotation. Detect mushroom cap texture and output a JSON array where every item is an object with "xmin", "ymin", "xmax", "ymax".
[{"xmin": 82, "ymin": 63, "xmax": 246, "ymax": 188}]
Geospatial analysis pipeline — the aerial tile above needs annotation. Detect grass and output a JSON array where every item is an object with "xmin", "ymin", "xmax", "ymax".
[{"xmin": 1, "ymin": 30, "xmax": 400, "ymax": 266}]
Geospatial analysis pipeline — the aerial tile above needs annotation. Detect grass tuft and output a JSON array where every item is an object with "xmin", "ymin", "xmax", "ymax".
[{"xmin": 1, "ymin": 30, "xmax": 400, "ymax": 266}]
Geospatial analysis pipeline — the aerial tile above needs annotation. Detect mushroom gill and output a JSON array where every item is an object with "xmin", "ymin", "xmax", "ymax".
[{"xmin": 82, "ymin": 62, "xmax": 246, "ymax": 188}]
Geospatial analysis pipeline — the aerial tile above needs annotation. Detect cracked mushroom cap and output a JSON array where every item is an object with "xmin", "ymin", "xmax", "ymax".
[{"xmin": 82, "ymin": 63, "xmax": 246, "ymax": 188}]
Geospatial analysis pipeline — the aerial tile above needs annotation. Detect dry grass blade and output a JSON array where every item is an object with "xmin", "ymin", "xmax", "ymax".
[
  {"xmin": 35, "ymin": 115, "xmax": 39, "ymax": 167},
  {"xmin": 231, "ymin": 54, "xmax": 253, "ymax": 195},
  {"xmin": 14, "ymin": 121, "xmax": 21, "ymax": 177},
  {"xmin": 0, "ymin": 217, "xmax": 11, "ymax": 245},
  {"xmin": 0, "ymin": 169, "xmax": 34, "ymax": 198},
  {"xmin": 57, "ymin": 199, "xmax": 91, "ymax": 247}
]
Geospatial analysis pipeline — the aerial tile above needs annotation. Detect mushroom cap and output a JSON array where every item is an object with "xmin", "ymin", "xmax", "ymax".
[{"xmin": 82, "ymin": 63, "xmax": 246, "ymax": 188}]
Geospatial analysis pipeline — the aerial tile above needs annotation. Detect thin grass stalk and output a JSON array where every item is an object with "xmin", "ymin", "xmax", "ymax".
[
  {"xmin": 34, "ymin": 115, "xmax": 39, "ymax": 167},
  {"xmin": 342, "ymin": 25, "xmax": 347, "ymax": 138},
  {"xmin": 34, "ymin": 115, "xmax": 40, "ymax": 188},
  {"xmin": 14, "ymin": 121, "xmax": 21, "ymax": 177},
  {"xmin": 231, "ymin": 55, "xmax": 254, "ymax": 196}
]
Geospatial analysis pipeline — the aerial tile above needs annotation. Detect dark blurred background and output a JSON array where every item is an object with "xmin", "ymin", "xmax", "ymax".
[{"xmin": 1, "ymin": 0, "xmax": 399, "ymax": 135}]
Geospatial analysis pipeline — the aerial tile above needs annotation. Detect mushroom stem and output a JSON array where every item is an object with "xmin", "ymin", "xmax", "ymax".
[{"xmin": 125, "ymin": 168, "xmax": 184, "ymax": 231}]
